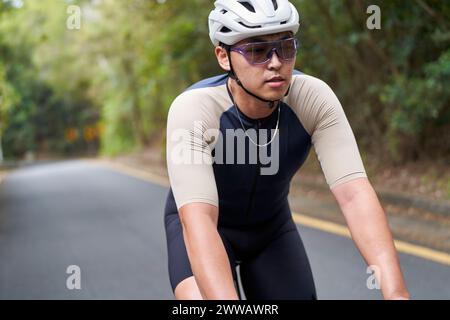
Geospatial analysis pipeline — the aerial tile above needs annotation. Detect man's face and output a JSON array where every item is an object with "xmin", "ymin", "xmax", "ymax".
[{"xmin": 229, "ymin": 31, "xmax": 296, "ymax": 101}]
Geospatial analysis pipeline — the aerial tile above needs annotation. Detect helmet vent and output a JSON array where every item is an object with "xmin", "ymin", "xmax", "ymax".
[
  {"xmin": 272, "ymin": 0, "xmax": 278, "ymax": 10},
  {"xmin": 220, "ymin": 9, "xmax": 227, "ymax": 14},
  {"xmin": 238, "ymin": 1, "xmax": 256, "ymax": 13},
  {"xmin": 220, "ymin": 26, "xmax": 232, "ymax": 33},
  {"xmin": 238, "ymin": 21, "xmax": 261, "ymax": 29},
  {"xmin": 280, "ymin": 20, "xmax": 287, "ymax": 25}
]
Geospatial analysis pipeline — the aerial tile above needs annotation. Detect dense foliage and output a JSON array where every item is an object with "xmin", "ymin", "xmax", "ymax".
[{"xmin": 0, "ymin": 0, "xmax": 448, "ymax": 163}]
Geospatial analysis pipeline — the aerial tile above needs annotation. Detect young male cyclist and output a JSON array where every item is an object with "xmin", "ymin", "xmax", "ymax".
[{"xmin": 164, "ymin": 0, "xmax": 409, "ymax": 300}]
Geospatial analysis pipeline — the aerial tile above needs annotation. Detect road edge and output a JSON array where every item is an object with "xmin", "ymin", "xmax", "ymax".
[{"xmin": 88, "ymin": 158, "xmax": 450, "ymax": 267}]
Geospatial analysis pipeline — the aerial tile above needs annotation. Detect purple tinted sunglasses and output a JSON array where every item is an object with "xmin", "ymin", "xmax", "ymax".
[{"xmin": 230, "ymin": 38, "xmax": 299, "ymax": 65}]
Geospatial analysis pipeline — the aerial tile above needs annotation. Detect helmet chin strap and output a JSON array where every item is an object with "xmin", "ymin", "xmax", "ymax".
[{"xmin": 226, "ymin": 47, "xmax": 291, "ymax": 109}]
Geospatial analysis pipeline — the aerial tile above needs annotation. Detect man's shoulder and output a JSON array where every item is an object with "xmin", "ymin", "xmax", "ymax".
[
  {"xmin": 286, "ymin": 71, "xmax": 342, "ymax": 135},
  {"xmin": 170, "ymin": 74, "xmax": 228, "ymax": 105},
  {"xmin": 287, "ymin": 71, "xmax": 337, "ymax": 109},
  {"xmin": 185, "ymin": 74, "xmax": 229, "ymax": 91},
  {"xmin": 290, "ymin": 70, "xmax": 331, "ymax": 92},
  {"xmin": 168, "ymin": 74, "xmax": 230, "ymax": 120}
]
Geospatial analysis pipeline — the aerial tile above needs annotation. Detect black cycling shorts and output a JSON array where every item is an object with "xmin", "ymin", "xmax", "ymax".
[{"xmin": 164, "ymin": 191, "xmax": 317, "ymax": 300}]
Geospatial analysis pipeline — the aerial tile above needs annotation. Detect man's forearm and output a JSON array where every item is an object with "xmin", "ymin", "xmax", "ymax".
[
  {"xmin": 182, "ymin": 219, "xmax": 239, "ymax": 300},
  {"xmin": 339, "ymin": 182, "xmax": 409, "ymax": 299}
]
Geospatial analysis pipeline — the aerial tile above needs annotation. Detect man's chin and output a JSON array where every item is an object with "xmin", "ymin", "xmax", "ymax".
[{"xmin": 261, "ymin": 85, "xmax": 288, "ymax": 100}]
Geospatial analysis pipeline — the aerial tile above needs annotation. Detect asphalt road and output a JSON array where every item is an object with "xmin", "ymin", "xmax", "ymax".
[{"xmin": 0, "ymin": 160, "xmax": 448, "ymax": 299}]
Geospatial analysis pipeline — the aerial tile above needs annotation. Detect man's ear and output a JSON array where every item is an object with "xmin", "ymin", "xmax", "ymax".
[{"xmin": 215, "ymin": 46, "xmax": 231, "ymax": 72}]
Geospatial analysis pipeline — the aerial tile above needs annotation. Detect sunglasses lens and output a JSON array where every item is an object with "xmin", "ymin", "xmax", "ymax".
[
  {"xmin": 248, "ymin": 38, "xmax": 297, "ymax": 64},
  {"xmin": 233, "ymin": 38, "xmax": 298, "ymax": 64},
  {"xmin": 280, "ymin": 39, "xmax": 297, "ymax": 60},
  {"xmin": 249, "ymin": 43, "xmax": 272, "ymax": 64}
]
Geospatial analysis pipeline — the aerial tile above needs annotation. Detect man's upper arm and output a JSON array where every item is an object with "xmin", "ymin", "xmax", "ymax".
[
  {"xmin": 331, "ymin": 177, "xmax": 371, "ymax": 209},
  {"xmin": 179, "ymin": 202, "xmax": 219, "ymax": 228},
  {"xmin": 288, "ymin": 75, "xmax": 367, "ymax": 189},
  {"xmin": 166, "ymin": 90, "xmax": 221, "ymax": 211}
]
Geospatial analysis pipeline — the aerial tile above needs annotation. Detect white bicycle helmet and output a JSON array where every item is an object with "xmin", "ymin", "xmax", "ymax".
[{"xmin": 208, "ymin": 0, "xmax": 300, "ymax": 46}]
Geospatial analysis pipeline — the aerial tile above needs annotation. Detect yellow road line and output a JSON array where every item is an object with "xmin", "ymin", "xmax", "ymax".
[
  {"xmin": 92, "ymin": 158, "xmax": 450, "ymax": 267},
  {"xmin": 0, "ymin": 171, "xmax": 9, "ymax": 185},
  {"xmin": 292, "ymin": 213, "xmax": 450, "ymax": 266},
  {"xmin": 88, "ymin": 159, "xmax": 170, "ymax": 187}
]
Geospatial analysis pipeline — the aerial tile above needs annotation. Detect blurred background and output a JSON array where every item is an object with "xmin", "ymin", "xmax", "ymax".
[
  {"xmin": 0, "ymin": 0, "xmax": 449, "ymax": 299},
  {"xmin": 1, "ymin": 0, "xmax": 449, "ymax": 200}
]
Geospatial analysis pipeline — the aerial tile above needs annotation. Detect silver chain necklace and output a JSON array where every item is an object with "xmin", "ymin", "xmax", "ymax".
[
  {"xmin": 227, "ymin": 81, "xmax": 281, "ymax": 147},
  {"xmin": 234, "ymin": 103, "xmax": 280, "ymax": 147}
]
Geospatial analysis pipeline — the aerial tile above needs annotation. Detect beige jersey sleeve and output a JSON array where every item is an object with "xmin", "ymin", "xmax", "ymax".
[
  {"xmin": 285, "ymin": 74, "xmax": 367, "ymax": 188},
  {"xmin": 166, "ymin": 87, "xmax": 226, "ymax": 210}
]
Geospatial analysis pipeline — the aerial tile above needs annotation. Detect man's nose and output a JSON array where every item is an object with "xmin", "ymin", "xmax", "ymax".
[{"xmin": 267, "ymin": 48, "xmax": 282, "ymax": 68}]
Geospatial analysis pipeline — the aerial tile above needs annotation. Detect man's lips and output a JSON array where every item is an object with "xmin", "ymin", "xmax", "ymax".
[
  {"xmin": 266, "ymin": 76, "xmax": 285, "ymax": 82},
  {"xmin": 266, "ymin": 76, "xmax": 285, "ymax": 88}
]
